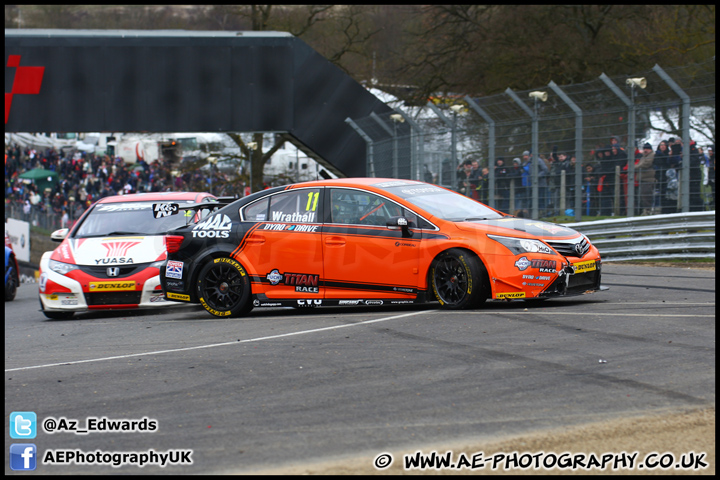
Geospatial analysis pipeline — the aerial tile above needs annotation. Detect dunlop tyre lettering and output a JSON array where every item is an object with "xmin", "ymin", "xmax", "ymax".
[
  {"xmin": 196, "ymin": 257, "xmax": 252, "ymax": 318},
  {"xmin": 430, "ymin": 248, "xmax": 488, "ymax": 310}
]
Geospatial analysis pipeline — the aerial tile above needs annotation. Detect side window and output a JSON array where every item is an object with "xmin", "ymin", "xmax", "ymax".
[
  {"xmin": 330, "ymin": 189, "xmax": 403, "ymax": 226},
  {"xmin": 242, "ymin": 198, "xmax": 269, "ymax": 222},
  {"xmin": 268, "ymin": 189, "xmax": 321, "ymax": 223}
]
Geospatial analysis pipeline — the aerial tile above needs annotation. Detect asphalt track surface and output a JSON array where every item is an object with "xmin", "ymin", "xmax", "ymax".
[{"xmin": 4, "ymin": 263, "xmax": 715, "ymax": 474}]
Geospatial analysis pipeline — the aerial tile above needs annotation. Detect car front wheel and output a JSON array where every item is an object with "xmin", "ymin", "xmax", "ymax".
[
  {"xmin": 196, "ymin": 257, "xmax": 253, "ymax": 317},
  {"xmin": 430, "ymin": 249, "xmax": 488, "ymax": 309}
]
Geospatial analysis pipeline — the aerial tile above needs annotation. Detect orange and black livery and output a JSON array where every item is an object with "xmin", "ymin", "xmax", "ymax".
[{"xmin": 157, "ymin": 178, "xmax": 605, "ymax": 317}]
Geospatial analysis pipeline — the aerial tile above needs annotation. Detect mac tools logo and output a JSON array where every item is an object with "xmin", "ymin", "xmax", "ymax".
[
  {"xmin": 192, "ymin": 215, "xmax": 232, "ymax": 238},
  {"xmin": 5, "ymin": 55, "xmax": 45, "ymax": 124}
]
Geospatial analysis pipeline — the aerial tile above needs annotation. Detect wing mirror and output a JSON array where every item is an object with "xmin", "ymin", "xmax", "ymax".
[
  {"xmin": 50, "ymin": 228, "xmax": 69, "ymax": 242},
  {"xmin": 386, "ymin": 216, "xmax": 413, "ymax": 237}
]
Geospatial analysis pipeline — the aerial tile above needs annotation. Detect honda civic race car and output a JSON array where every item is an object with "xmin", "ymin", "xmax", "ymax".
[
  {"xmin": 156, "ymin": 178, "xmax": 605, "ymax": 318},
  {"xmin": 38, "ymin": 192, "xmax": 217, "ymax": 319}
]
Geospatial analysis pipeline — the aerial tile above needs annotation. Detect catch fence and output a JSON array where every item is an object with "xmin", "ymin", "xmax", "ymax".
[{"xmin": 347, "ymin": 59, "xmax": 715, "ymax": 221}]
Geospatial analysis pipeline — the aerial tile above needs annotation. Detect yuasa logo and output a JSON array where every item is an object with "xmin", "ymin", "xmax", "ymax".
[
  {"xmin": 5, "ymin": 55, "xmax": 45, "ymax": 124},
  {"xmin": 10, "ymin": 444, "xmax": 37, "ymax": 471},
  {"xmin": 192, "ymin": 215, "xmax": 232, "ymax": 238},
  {"xmin": 102, "ymin": 241, "xmax": 140, "ymax": 258}
]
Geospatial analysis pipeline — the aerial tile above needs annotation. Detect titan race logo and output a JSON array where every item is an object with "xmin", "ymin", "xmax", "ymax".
[{"xmin": 5, "ymin": 55, "xmax": 45, "ymax": 124}]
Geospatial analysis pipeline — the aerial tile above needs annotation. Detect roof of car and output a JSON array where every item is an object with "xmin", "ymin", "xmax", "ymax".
[
  {"xmin": 95, "ymin": 192, "xmax": 215, "ymax": 204},
  {"xmin": 288, "ymin": 178, "xmax": 427, "ymax": 189}
]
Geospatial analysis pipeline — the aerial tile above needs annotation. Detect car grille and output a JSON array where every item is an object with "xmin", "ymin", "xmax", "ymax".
[
  {"xmin": 567, "ymin": 269, "xmax": 600, "ymax": 290},
  {"xmin": 543, "ymin": 268, "xmax": 600, "ymax": 296},
  {"xmin": 78, "ymin": 263, "xmax": 151, "ymax": 279},
  {"xmin": 84, "ymin": 291, "xmax": 142, "ymax": 306},
  {"xmin": 545, "ymin": 236, "xmax": 590, "ymax": 258}
]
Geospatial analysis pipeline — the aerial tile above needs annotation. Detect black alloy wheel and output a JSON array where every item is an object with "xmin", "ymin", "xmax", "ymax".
[
  {"xmin": 431, "ymin": 249, "xmax": 487, "ymax": 309},
  {"xmin": 196, "ymin": 257, "xmax": 252, "ymax": 317}
]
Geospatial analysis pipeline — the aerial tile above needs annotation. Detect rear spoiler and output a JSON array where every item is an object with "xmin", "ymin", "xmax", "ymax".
[{"xmin": 152, "ymin": 195, "xmax": 238, "ymax": 219}]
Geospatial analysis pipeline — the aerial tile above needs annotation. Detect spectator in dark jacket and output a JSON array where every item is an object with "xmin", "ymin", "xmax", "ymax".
[
  {"xmin": 689, "ymin": 140, "xmax": 704, "ymax": 211},
  {"xmin": 494, "ymin": 157, "xmax": 510, "ymax": 213},
  {"xmin": 636, "ymin": 143, "xmax": 656, "ymax": 215}
]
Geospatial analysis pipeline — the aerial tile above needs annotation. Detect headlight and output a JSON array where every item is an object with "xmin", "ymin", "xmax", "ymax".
[
  {"xmin": 487, "ymin": 234, "xmax": 555, "ymax": 255},
  {"xmin": 48, "ymin": 259, "xmax": 80, "ymax": 275}
]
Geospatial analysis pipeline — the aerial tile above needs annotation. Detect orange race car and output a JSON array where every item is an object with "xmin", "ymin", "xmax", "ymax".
[{"xmin": 155, "ymin": 178, "xmax": 605, "ymax": 317}]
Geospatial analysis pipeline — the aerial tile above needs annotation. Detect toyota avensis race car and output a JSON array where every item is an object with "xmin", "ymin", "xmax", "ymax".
[
  {"xmin": 38, "ymin": 192, "xmax": 217, "ymax": 319},
  {"xmin": 155, "ymin": 178, "xmax": 604, "ymax": 318}
]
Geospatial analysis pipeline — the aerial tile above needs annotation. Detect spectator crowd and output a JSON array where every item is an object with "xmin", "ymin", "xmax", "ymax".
[
  {"xmin": 5, "ymin": 143, "xmax": 233, "ymax": 230},
  {"xmin": 453, "ymin": 135, "xmax": 714, "ymax": 217},
  {"xmin": 5, "ymin": 134, "xmax": 716, "ymax": 231}
]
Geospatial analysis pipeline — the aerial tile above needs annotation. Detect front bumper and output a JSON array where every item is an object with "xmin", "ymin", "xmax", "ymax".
[
  {"xmin": 38, "ymin": 267, "xmax": 171, "ymax": 313},
  {"xmin": 539, "ymin": 259, "xmax": 603, "ymax": 297}
]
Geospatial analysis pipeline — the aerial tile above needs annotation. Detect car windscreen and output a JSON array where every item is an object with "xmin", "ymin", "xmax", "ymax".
[
  {"xmin": 73, "ymin": 202, "xmax": 196, "ymax": 238},
  {"xmin": 383, "ymin": 183, "xmax": 503, "ymax": 222}
]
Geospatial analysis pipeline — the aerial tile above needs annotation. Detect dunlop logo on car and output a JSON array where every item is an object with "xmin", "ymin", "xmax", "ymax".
[
  {"xmin": 89, "ymin": 281, "xmax": 136, "ymax": 291},
  {"xmin": 572, "ymin": 260, "xmax": 597, "ymax": 273},
  {"xmin": 167, "ymin": 292, "xmax": 191, "ymax": 301},
  {"xmin": 496, "ymin": 292, "xmax": 526, "ymax": 299}
]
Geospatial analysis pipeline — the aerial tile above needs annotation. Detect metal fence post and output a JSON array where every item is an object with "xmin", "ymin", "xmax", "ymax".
[
  {"xmin": 345, "ymin": 117, "xmax": 376, "ymax": 177},
  {"xmin": 395, "ymin": 111, "xmax": 425, "ymax": 181},
  {"xmin": 548, "ymin": 81, "xmax": 583, "ymax": 221},
  {"xmin": 426, "ymin": 102, "xmax": 455, "ymax": 189},
  {"xmin": 599, "ymin": 73, "xmax": 635, "ymax": 216},
  {"xmin": 653, "ymin": 64, "xmax": 691, "ymax": 213},
  {"xmin": 505, "ymin": 88, "xmax": 539, "ymax": 219},
  {"xmin": 464, "ymin": 95, "xmax": 496, "ymax": 208},
  {"xmin": 370, "ymin": 112, "xmax": 397, "ymax": 178}
]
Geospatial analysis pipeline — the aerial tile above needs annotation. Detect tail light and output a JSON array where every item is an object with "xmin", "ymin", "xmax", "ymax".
[{"xmin": 164, "ymin": 235, "xmax": 185, "ymax": 254}]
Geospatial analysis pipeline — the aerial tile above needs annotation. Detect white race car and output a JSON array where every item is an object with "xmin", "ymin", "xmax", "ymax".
[{"xmin": 38, "ymin": 192, "xmax": 218, "ymax": 319}]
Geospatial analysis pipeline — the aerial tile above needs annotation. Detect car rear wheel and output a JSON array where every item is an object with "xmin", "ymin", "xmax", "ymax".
[
  {"xmin": 430, "ymin": 249, "xmax": 488, "ymax": 309},
  {"xmin": 196, "ymin": 257, "xmax": 253, "ymax": 318}
]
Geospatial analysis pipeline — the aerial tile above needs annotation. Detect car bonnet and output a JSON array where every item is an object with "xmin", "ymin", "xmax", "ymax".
[
  {"xmin": 49, "ymin": 235, "xmax": 166, "ymax": 266},
  {"xmin": 455, "ymin": 217, "xmax": 581, "ymax": 239}
]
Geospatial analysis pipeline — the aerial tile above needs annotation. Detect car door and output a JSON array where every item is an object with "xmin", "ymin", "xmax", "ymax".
[
  {"xmin": 238, "ymin": 187, "xmax": 324, "ymax": 301},
  {"xmin": 322, "ymin": 188, "xmax": 420, "ymax": 301}
]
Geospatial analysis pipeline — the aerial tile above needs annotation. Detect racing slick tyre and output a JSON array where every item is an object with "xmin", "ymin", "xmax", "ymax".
[
  {"xmin": 430, "ymin": 249, "xmax": 488, "ymax": 310},
  {"xmin": 196, "ymin": 257, "xmax": 253, "ymax": 318}
]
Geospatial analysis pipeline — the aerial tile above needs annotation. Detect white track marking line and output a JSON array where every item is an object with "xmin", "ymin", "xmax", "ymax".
[
  {"xmin": 5, "ymin": 310, "xmax": 433, "ymax": 373},
  {"xmin": 442, "ymin": 311, "xmax": 715, "ymax": 318}
]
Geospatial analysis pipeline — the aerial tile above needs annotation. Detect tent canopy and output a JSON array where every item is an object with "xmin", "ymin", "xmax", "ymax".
[{"xmin": 18, "ymin": 168, "xmax": 59, "ymax": 191}]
